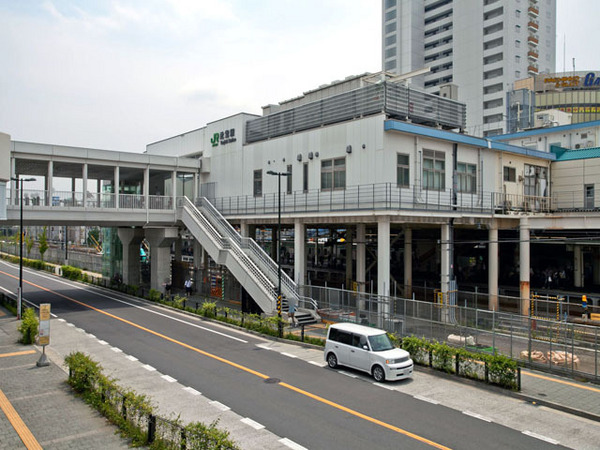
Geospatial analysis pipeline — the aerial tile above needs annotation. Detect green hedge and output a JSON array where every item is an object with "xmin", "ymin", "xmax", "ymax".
[{"xmin": 65, "ymin": 352, "xmax": 239, "ymax": 449}]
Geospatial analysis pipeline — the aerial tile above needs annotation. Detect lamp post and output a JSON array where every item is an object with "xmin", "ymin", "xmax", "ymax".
[
  {"xmin": 11, "ymin": 177, "xmax": 36, "ymax": 319},
  {"xmin": 267, "ymin": 170, "xmax": 290, "ymax": 337}
]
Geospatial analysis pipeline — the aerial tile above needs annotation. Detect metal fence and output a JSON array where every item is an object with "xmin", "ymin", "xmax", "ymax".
[{"xmin": 303, "ymin": 284, "xmax": 600, "ymax": 382}]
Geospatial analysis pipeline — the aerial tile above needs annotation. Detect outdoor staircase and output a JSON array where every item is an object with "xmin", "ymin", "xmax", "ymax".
[{"xmin": 180, "ymin": 197, "xmax": 318, "ymax": 324}]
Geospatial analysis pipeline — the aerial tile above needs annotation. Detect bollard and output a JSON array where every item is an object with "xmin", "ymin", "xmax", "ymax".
[
  {"xmin": 183, "ymin": 300, "xmax": 186, "ymax": 309},
  {"xmin": 455, "ymin": 352, "xmax": 460, "ymax": 375},
  {"xmin": 517, "ymin": 367, "xmax": 521, "ymax": 391},
  {"xmin": 180, "ymin": 429, "xmax": 186, "ymax": 450},
  {"xmin": 301, "ymin": 324, "xmax": 305, "ymax": 342},
  {"xmin": 484, "ymin": 362, "xmax": 489, "ymax": 383},
  {"xmin": 195, "ymin": 302, "xmax": 199, "ymax": 311},
  {"xmin": 429, "ymin": 349, "xmax": 433, "ymax": 368},
  {"xmin": 147, "ymin": 414, "xmax": 156, "ymax": 443}
]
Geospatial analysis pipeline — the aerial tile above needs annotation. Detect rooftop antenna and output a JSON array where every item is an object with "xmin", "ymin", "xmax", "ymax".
[
  {"xmin": 563, "ymin": 33, "xmax": 565, "ymax": 73},
  {"xmin": 572, "ymin": 57, "xmax": 575, "ymax": 73}
]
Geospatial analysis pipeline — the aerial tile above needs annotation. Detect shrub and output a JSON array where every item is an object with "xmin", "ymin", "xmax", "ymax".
[
  {"xmin": 18, "ymin": 308, "xmax": 38, "ymax": 344},
  {"xmin": 61, "ymin": 265, "xmax": 83, "ymax": 281},
  {"xmin": 200, "ymin": 301, "xmax": 217, "ymax": 318},
  {"xmin": 148, "ymin": 289, "xmax": 161, "ymax": 302}
]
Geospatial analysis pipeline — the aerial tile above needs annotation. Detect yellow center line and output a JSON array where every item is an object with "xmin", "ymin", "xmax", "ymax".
[
  {"xmin": 522, "ymin": 370, "xmax": 600, "ymax": 393},
  {"xmin": 6, "ymin": 271, "xmax": 451, "ymax": 449},
  {"xmin": 0, "ymin": 389, "xmax": 43, "ymax": 450},
  {"xmin": 0, "ymin": 350, "xmax": 36, "ymax": 358}
]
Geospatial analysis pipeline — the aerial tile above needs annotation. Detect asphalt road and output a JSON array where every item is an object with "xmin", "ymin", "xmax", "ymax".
[{"xmin": 0, "ymin": 261, "xmax": 567, "ymax": 450}]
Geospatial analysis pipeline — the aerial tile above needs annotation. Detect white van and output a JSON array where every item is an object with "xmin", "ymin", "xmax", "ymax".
[{"xmin": 324, "ymin": 323, "xmax": 413, "ymax": 382}]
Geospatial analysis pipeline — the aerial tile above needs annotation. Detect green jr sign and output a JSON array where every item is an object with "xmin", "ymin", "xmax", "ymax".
[{"xmin": 211, "ymin": 129, "xmax": 236, "ymax": 147}]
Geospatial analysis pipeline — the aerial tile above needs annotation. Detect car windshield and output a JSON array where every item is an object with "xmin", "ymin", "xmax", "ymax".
[{"xmin": 368, "ymin": 333, "xmax": 394, "ymax": 352}]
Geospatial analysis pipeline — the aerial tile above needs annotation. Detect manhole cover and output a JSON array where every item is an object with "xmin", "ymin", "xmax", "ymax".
[{"xmin": 265, "ymin": 378, "xmax": 280, "ymax": 384}]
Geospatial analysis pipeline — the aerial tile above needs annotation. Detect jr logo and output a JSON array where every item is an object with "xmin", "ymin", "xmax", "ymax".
[{"xmin": 211, "ymin": 133, "xmax": 219, "ymax": 147}]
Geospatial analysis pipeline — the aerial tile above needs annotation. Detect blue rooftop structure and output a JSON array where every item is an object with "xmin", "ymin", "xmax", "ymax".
[{"xmin": 551, "ymin": 145, "xmax": 600, "ymax": 161}]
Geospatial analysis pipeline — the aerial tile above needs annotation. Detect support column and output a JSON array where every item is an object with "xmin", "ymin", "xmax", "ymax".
[
  {"xmin": 377, "ymin": 217, "xmax": 390, "ymax": 303},
  {"xmin": 594, "ymin": 248, "xmax": 600, "ymax": 285},
  {"xmin": 519, "ymin": 219, "xmax": 531, "ymax": 316},
  {"xmin": 146, "ymin": 227, "xmax": 179, "ymax": 291},
  {"xmin": 404, "ymin": 227, "xmax": 412, "ymax": 297},
  {"xmin": 488, "ymin": 223, "xmax": 499, "ymax": 311},
  {"xmin": 294, "ymin": 220, "xmax": 306, "ymax": 286},
  {"xmin": 117, "ymin": 228, "xmax": 144, "ymax": 286},
  {"xmin": 574, "ymin": 245, "xmax": 584, "ymax": 288},
  {"xmin": 441, "ymin": 224, "xmax": 451, "ymax": 295},
  {"xmin": 82, "ymin": 163, "xmax": 88, "ymax": 207},
  {"xmin": 356, "ymin": 223, "xmax": 366, "ymax": 294},
  {"xmin": 144, "ymin": 166, "xmax": 149, "ymax": 209},
  {"xmin": 174, "ymin": 236, "xmax": 182, "ymax": 262},
  {"xmin": 46, "ymin": 161, "xmax": 53, "ymax": 206},
  {"xmin": 172, "ymin": 170, "xmax": 177, "ymax": 209},
  {"xmin": 114, "ymin": 166, "xmax": 120, "ymax": 209},
  {"xmin": 345, "ymin": 228, "xmax": 353, "ymax": 289},
  {"xmin": 240, "ymin": 220, "xmax": 249, "ymax": 238}
]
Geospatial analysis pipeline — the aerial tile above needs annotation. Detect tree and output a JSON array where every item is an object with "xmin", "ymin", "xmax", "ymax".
[
  {"xmin": 25, "ymin": 234, "xmax": 34, "ymax": 258},
  {"xmin": 38, "ymin": 227, "xmax": 49, "ymax": 262}
]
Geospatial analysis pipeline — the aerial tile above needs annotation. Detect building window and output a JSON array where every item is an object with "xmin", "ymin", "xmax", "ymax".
[
  {"xmin": 397, "ymin": 153, "xmax": 410, "ymax": 187},
  {"xmin": 286, "ymin": 165, "xmax": 292, "ymax": 194},
  {"xmin": 515, "ymin": 39, "xmax": 521, "ymax": 48},
  {"xmin": 303, "ymin": 162, "xmax": 308, "ymax": 193},
  {"xmin": 515, "ymin": 70, "xmax": 521, "ymax": 78},
  {"xmin": 385, "ymin": 9, "xmax": 397, "ymax": 21},
  {"xmin": 253, "ymin": 169, "xmax": 262, "ymax": 197},
  {"xmin": 515, "ymin": 25, "xmax": 521, "ymax": 33},
  {"xmin": 515, "ymin": 9, "xmax": 521, "ymax": 17},
  {"xmin": 423, "ymin": 149, "xmax": 445, "ymax": 190},
  {"xmin": 385, "ymin": 0, "xmax": 397, "ymax": 8},
  {"xmin": 385, "ymin": 47, "xmax": 396, "ymax": 58},
  {"xmin": 503, "ymin": 166, "xmax": 516, "ymax": 182},
  {"xmin": 385, "ymin": 60, "xmax": 397, "ymax": 71},
  {"xmin": 515, "ymin": 55, "xmax": 521, "ymax": 63},
  {"xmin": 321, "ymin": 157, "xmax": 346, "ymax": 191},
  {"xmin": 457, "ymin": 163, "xmax": 477, "ymax": 193},
  {"xmin": 524, "ymin": 165, "xmax": 548, "ymax": 196},
  {"xmin": 385, "ymin": 35, "xmax": 396, "ymax": 46}
]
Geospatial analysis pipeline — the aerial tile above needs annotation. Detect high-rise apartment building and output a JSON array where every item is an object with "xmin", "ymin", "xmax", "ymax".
[{"xmin": 382, "ymin": 0, "xmax": 556, "ymax": 136}]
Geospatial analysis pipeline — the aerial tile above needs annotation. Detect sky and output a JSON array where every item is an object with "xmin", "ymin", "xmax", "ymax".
[{"xmin": 0, "ymin": 0, "xmax": 598, "ymax": 153}]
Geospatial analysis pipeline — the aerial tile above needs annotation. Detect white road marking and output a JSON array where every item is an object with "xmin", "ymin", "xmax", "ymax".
[
  {"xmin": 256, "ymin": 343, "xmax": 274, "ymax": 350},
  {"xmin": 75, "ymin": 327, "xmax": 85, "ymax": 333},
  {"xmin": 57, "ymin": 318, "xmax": 66, "ymax": 322},
  {"xmin": 161, "ymin": 375, "xmax": 177, "ymax": 383},
  {"xmin": 97, "ymin": 340, "xmax": 108, "ymax": 345},
  {"xmin": 279, "ymin": 438, "xmax": 308, "ymax": 450},
  {"xmin": 413, "ymin": 395, "xmax": 439, "ymax": 405},
  {"xmin": 143, "ymin": 364, "xmax": 156, "ymax": 371},
  {"xmin": 373, "ymin": 382, "xmax": 396, "ymax": 391},
  {"xmin": 183, "ymin": 386, "xmax": 201, "ymax": 396},
  {"xmin": 6, "ymin": 265, "xmax": 248, "ymax": 343},
  {"xmin": 111, "ymin": 347, "xmax": 123, "ymax": 353},
  {"xmin": 281, "ymin": 352, "xmax": 297, "ymax": 359},
  {"xmin": 209, "ymin": 401, "xmax": 230, "ymax": 411},
  {"xmin": 308, "ymin": 360, "xmax": 327, "ymax": 367},
  {"xmin": 87, "ymin": 333, "xmax": 96, "ymax": 339},
  {"xmin": 241, "ymin": 417, "xmax": 265, "ymax": 430},
  {"xmin": 338, "ymin": 371, "xmax": 358, "ymax": 378},
  {"xmin": 125, "ymin": 355, "xmax": 138, "ymax": 362},
  {"xmin": 522, "ymin": 431, "xmax": 560, "ymax": 445},
  {"xmin": 462, "ymin": 410, "xmax": 492, "ymax": 423},
  {"xmin": 66, "ymin": 322, "xmax": 75, "ymax": 327}
]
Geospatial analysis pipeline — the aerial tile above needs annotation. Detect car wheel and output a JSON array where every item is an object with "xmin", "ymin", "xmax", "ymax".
[
  {"xmin": 372, "ymin": 365, "xmax": 385, "ymax": 382},
  {"xmin": 327, "ymin": 353, "xmax": 338, "ymax": 369}
]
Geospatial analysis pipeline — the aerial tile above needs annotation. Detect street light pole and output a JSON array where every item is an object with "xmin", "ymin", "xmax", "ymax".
[
  {"xmin": 267, "ymin": 170, "xmax": 290, "ymax": 337},
  {"xmin": 11, "ymin": 177, "xmax": 36, "ymax": 319}
]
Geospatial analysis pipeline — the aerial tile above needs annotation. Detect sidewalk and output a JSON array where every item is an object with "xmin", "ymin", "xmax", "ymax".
[
  {"xmin": 0, "ymin": 309, "xmax": 130, "ymax": 449},
  {"xmin": 2, "ymin": 303, "xmax": 600, "ymax": 449}
]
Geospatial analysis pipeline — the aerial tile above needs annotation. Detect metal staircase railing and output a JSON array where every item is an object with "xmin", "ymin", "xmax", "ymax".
[{"xmin": 181, "ymin": 198, "xmax": 277, "ymax": 310}]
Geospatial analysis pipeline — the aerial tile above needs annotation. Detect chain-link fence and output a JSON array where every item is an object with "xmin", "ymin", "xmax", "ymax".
[{"xmin": 303, "ymin": 285, "xmax": 600, "ymax": 382}]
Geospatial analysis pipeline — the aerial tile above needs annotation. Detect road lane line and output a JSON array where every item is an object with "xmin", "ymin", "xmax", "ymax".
[
  {"xmin": 281, "ymin": 352, "xmax": 297, "ymax": 359},
  {"xmin": 125, "ymin": 355, "xmax": 138, "ymax": 362},
  {"xmin": 278, "ymin": 381, "xmax": 451, "ymax": 450},
  {"xmin": 522, "ymin": 430, "xmax": 560, "ymax": 445},
  {"xmin": 12, "ymin": 273, "xmax": 451, "ymax": 450},
  {"xmin": 210, "ymin": 401, "xmax": 230, "ymax": 411},
  {"xmin": 111, "ymin": 347, "xmax": 123, "ymax": 353},
  {"xmin": 462, "ymin": 411, "xmax": 492, "ymax": 423},
  {"xmin": 241, "ymin": 417, "xmax": 265, "ymax": 430},
  {"xmin": 161, "ymin": 375, "xmax": 177, "ymax": 383},
  {"xmin": 143, "ymin": 364, "xmax": 156, "ymax": 371},
  {"xmin": 308, "ymin": 360, "xmax": 327, "ymax": 367},
  {"xmin": 183, "ymin": 386, "xmax": 201, "ymax": 396},
  {"xmin": 414, "ymin": 395, "xmax": 440, "ymax": 405},
  {"xmin": 0, "ymin": 266, "xmax": 247, "ymax": 344},
  {"xmin": 279, "ymin": 438, "xmax": 307, "ymax": 450},
  {"xmin": 0, "ymin": 350, "xmax": 36, "ymax": 358},
  {"xmin": 0, "ymin": 389, "xmax": 43, "ymax": 450},
  {"xmin": 522, "ymin": 370, "xmax": 600, "ymax": 393},
  {"xmin": 373, "ymin": 382, "xmax": 396, "ymax": 391},
  {"xmin": 338, "ymin": 370, "xmax": 358, "ymax": 378},
  {"xmin": 97, "ymin": 340, "xmax": 108, "ymax": 345}
]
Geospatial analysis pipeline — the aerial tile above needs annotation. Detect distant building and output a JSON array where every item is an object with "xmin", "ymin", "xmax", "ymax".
[{"xmin": 382, "ymin": 0, "xmax": 556, "ymax": 137}]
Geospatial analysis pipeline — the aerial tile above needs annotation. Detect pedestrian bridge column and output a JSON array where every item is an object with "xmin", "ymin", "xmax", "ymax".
[
  {"xmin": 441, "ymin": 223, "xmax": 451, "ymax": 295},
  {"xmin": 404, "ymin": 227, "xmax": 412, "ymax": 297},
  {"xmin": 117, "ymin": 228, "xmax": 144, "ymax": 286},
  {"xmin": 356, "ymin": 223, "xmax": 366, "ymax": 297},
  {"xmin": 294, "ymin": 220, "xmax": 306, "ymax": 286},
  {"xmin": 519, "ymin": 219, "xmax": 531, "ymax": 316},
  {"xmin": 574, "ymin": 245, "xmax": 584, "ymax": 288},
  {"xmin": 488, "ymin": 222, "xmax": 499, "ymax": 311},
  {"xmin": 146, "ymin": 228, "xmax": 178, "ymax": 291}
]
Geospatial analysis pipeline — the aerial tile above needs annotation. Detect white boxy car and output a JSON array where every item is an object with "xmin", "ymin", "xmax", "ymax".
[{"xmin": 324, "ymin": 323, "xmax": 413, "ymax": 382}]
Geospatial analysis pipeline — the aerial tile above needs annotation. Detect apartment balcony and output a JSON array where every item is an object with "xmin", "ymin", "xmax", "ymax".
[
  {"xmin": 528, "ymin": 20, "xmax": 539, "ymax": 31},
  {"xmin": 528, "ymin": 50, "xmax": 539, "ymax": 60},
  {"xmin": 528, "ymin": 35, "xmax": 539, "ymax": 45},
  {"xmin": 528, "ymin": 65, "xmax": 539, "ymax": 75},
  {"xmin": 528, "ymin": 6, "xmax": 539, "ymax": 17}
]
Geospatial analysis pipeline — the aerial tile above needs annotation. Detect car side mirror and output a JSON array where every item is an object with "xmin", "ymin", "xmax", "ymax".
[{"xmin": 362, "ymin": 345, "xmax": 368, "ymax": 350}]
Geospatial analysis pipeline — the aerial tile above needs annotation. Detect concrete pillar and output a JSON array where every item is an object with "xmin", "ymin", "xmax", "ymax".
[
  {"xmin": 240, "ymin": 221, "xmax": 249, "ymax": 238},
  {"xmin": 194, "ymin": 173, "xmax": 199, "ymax": 201},
  {"xmin": 574, "ymin": 245, "xmax": 584, "ymax": 288},
  {"xmin": 174, "ymin": 237, "xmax": 182, "ymax": 262},
  {"xmin": 117, "ymin": 228, "xmax": 144, "ymax": 286},
  {"xmin": 172, "ymin": 170, "xmax": 177, "ymax": 209},
  {"xmin": 404, "ymin": 227, "xmax": 412, "ymax": 297},
  {"xmin": 488, "ymin": 223, "xmax": 499, "ymax": 311},
  {"xmin": 146, "ymin": 227, "xmax": 178, "ymax": 291},
  {"xmin": 193, "ymin": 239, "xmax": 204, "ymax": 269},
  {"xmin": 46, "ymin": 160, "xmax": 53, "ymax": 206},
  {"xmin": 144, "ymin": 166, "xmax": 149, "ymax": 209},
  {"xmin": 356, "ymin": 223, "xmax": 366, "ymax": 293},
  {"xmin": 519, "ymin": 219, "xmax": 531, "ymax": 316},
  {"xmin": 594, "ymin": 248, "xmax": 600, "ymax": 285},
  {"xmin": 441, "ymin": 223, "xmax": 451, "ymax": 295},
  {"xmin": 294, "ymin": 220, "xmax": 306, "ymax": 286},
  {"xmin": 377, "ymin": 217, "xmax": 390, "ymax": 302}
]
